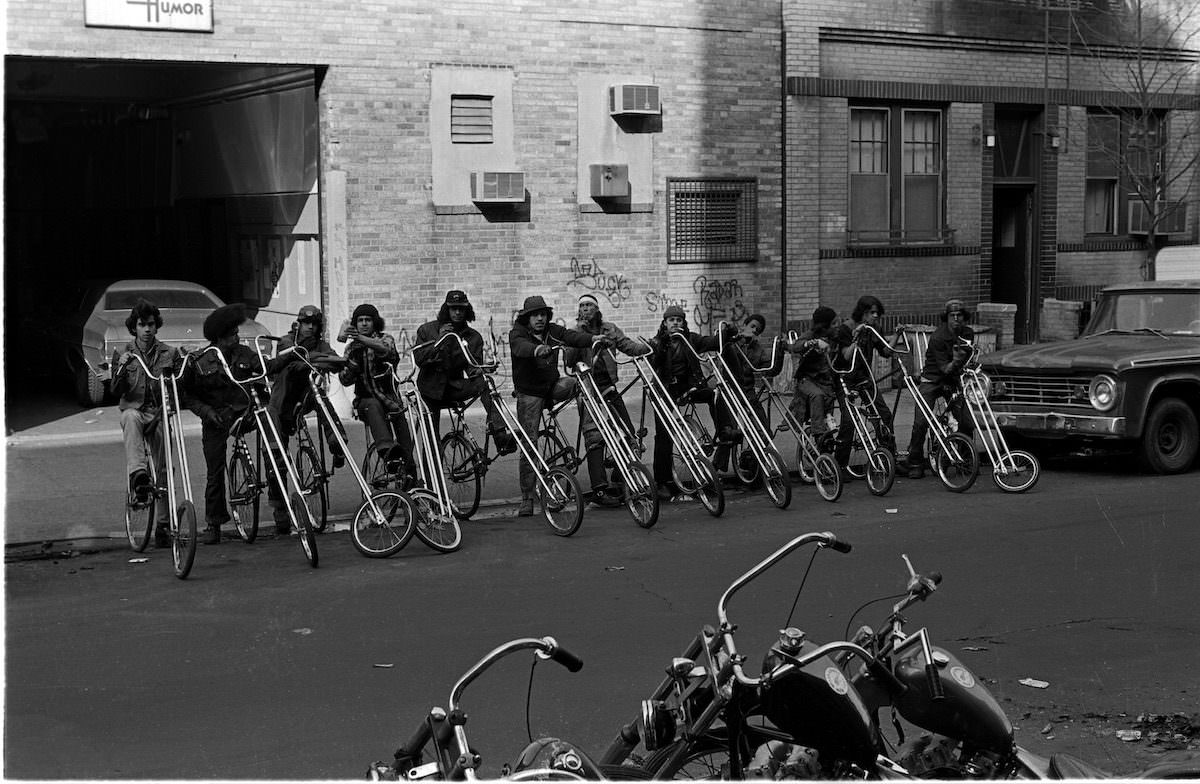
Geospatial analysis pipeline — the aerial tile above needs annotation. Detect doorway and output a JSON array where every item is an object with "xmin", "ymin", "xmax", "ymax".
[{"xmin": 991, "ymin": 186, "xmax": 1035, "ymax": 344}]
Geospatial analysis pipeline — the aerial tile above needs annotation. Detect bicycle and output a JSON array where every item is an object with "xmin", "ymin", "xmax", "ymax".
[
  {"xmin": 433, "ymin": 333, "xmax": 585, "ymax": 536},
  {"xmin": 958, "ymin": 340, "xmax": 1041, "ymax": 493},
  {"xmin": 829, "ymin": 325, "xmax": 896, "ymax": 496},
  {"xmin": 121, "ymin": 351, "xmax": 199, "ymax": 579}
]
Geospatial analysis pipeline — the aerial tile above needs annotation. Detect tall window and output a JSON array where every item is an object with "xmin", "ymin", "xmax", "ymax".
[
  {"xmin": 667, "ymin": 178, "xmax": 757, "ymax": 263},
  {"xmin": 849, "ymin": 105, "xmax": 945, "ymax": 244},
  {"xmin": 1086, "ymin": 109, "xmax": 1166, "ymax": 235}
]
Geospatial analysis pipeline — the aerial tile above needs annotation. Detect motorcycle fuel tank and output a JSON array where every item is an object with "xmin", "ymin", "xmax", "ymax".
[
  {"xmin": 893, "ymin": 645, "xmax": 1013, "ymax": 751},
  {"xmin": 761, "ymin": 641, "xmax": 879, "ymax": 768}
]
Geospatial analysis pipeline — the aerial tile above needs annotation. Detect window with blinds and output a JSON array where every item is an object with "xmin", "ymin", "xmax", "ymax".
[
  {"xmin": 667, "ymin": 178, "xmax": 757, "ymax": 263},
  {"xmin": 451, "ymin": 95, "xmax": 494, "ymax": 144}
]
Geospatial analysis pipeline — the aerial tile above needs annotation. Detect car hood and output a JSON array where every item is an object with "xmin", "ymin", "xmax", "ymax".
[{"xmin": 982, "ymin": 333, "xmax": 1200, "ymax": 373}]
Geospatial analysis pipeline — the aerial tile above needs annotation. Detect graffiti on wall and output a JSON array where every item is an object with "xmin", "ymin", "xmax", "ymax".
[
  {"xmin": 691, "ymin": 275, "xmax": 746, "ymax": 333},
  {"xmin": 567, "ymin": 256, "xmax": 633, "ymax": 309}
]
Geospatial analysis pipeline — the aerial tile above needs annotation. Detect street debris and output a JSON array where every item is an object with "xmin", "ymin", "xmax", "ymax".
[
  {"xmin": 604, "ymin": 565, "xmax": 625, "ymax": 572},
  {"xmin": 1041, "ymin": 723, "xmax": 1053, "ymax": 734},
  {"xmin": 962, "ymin": 645, "xmax": 988, "ymax": 651},
  {"xmin": 1130, "ymin": 712, "xmax": 1200, "ymax": 750},
  {"xmin": 128, "ymin": 558, "xmax": 149, "ymax": 564},
  {"xmin": 885, "ymin": 508, "xmax": 898, "ymax": 514},
  {"xmin": 373, "ymin": 663, "xmax": 394, "ymax": 669},
  {"xmin": 292, "ymin": 628, "xmax": 313, "ymax": 635},
  {"xmin": 1019, "ymin": 678, "xmax": 1050, "ymax": 689},
  {"xmin": 1116, "ymin": 730, "xmax": 1142, "ymax": 742}
]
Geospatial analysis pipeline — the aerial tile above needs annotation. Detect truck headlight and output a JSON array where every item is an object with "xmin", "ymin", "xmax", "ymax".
[
  {"xmin": 1088, "ymin": 375, "xmax": 1119, "ymax": 412},
  {"xmin": 965, "ymin": 372, "xmax": 991, "ymax": 403}
]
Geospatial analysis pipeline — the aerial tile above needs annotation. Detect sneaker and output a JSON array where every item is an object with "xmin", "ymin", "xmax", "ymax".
[
  {"xmin": 516, "ymin": 498, "xmax": 535, "ymax": 517},
  {"xmin": 129, "ymin": 470, "xmax": 151, "ymax": 503},
  {"xmin": 201, "ymin": 525, "xmax": 222, "ymax": 545},
  {"xmin": 493, "ymin": 430, "xmax": 518, "ymax": 455},
  {"xmin": 907, "ymin": 464, "xmax": 926, "ymax": 480},
  {"xmin": 154, "ymin": 526, "xmax": 171, "ymax": 549},
  {"xmin": 838, "ymin": 467, "xmax": 856, "ymax": 483},
  {"xmin": 656, "ymin": 483, "xmax": 678, "ymax": 501},
  {"xmin": 589, "ymin": 488, "xmax": 623, "ymax": 508},
  {"xmin": 274, "ymin": 522, "xmax": 291, "ymax": 536},
  {"xmin": 332, "ymin": 452, "xmax": 346, "ymax": 469}
]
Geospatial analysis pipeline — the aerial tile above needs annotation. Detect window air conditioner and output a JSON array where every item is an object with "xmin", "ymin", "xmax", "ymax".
[
  {"xmin": 469, "ymin": 171, "xmax": 526, "ymax": 203},
  {"xmin": 609, "ymin": 84, "xmax": 661, "ymax": 116}
]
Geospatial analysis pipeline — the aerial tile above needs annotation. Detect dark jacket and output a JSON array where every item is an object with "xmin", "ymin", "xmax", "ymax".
[
  {"xmin": 790, "ymin": 326, "xmax": 834, "ymax": 388},
  {"xmin": 723, "ymin": 335, "xmax": 783, "ymax": 391},
  {"xmin": 920, "ymin": 323, "xmax": 975, "ymax": 385},
  {"xmin": 563, "ymin": 318, "xmax": 650, "ymax": 390},
  {"xmin": 830, "ymin": 319, "xmax": 893, "ymax": 383},
  {"xmin": 648, "ymin": 329, "xmax": 721, "ymax": 390},
  {"xmin": 509, "ymin": 321, "xmax": 595, "ymax": 398},
  {"xmin": 111, "ymin": 338, "xmax": 180, "ymax": 412},
  {"xmin": 413, "ymin": 320, "xmax": 487, "ymax": 400},
  {"xmin": 268, "ymin": 332, "xmax": 335, "ymax": 377},
  {"xmin": 181, "ymin": 344, "xmax": 263, "ymax": 423},
  {"xmin": 340, "ymin": 331, "xmax": 400, "ymax": 400}
]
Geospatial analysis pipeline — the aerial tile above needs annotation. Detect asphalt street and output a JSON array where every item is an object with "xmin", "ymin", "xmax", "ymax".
[{"xmin": 5, "ymin": 452, "xmax": 1199, "ymax": 779}]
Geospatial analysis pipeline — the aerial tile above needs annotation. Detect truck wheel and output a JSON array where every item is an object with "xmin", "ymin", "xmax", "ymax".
[
  {"xmin": 75, "ymin": 364, "xmax": 106, "ymax": 407},
  {"xmin": 1139, "ymin": 397, "xmax": 1198, "ymax": 474}
]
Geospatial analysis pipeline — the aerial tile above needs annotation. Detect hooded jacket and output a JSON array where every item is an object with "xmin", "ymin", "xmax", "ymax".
[
  {"xmin": 920, "ymin": 322, "xmax": 975, "ymax": 385},
  {"xmin": 509, "ymin": 321, "xmax": 595, "ymax": 398},
  {"xmin": 563, "ymin": 317, "xmax": 650, "ymax": 390},
  {"xmin": 414, "ymin": 318, "xmax": 488, "ymax": 400}
]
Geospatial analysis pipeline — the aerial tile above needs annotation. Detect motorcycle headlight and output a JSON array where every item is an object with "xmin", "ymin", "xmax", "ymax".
[
  {"xmin": 1088, "ymin": 375, "xmax": 1119, "ymax": 412},
  {"xmin": 965, "ymin": 372, "xmax": 991, "ymax": 404}
]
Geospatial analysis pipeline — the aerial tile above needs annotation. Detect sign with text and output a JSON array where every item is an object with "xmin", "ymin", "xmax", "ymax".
[{"xmin": 85, "ymin": 0, "xmax": 213, "ymax": 32}]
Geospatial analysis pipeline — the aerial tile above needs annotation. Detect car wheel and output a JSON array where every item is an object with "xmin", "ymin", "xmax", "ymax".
[
  {"xmin": 1139, "ymin": 397, "xmax": 1199, "ymax": 474},
  {"xmin": 75, "ymin": 364, "xmax": 106, "ymax": 407}
]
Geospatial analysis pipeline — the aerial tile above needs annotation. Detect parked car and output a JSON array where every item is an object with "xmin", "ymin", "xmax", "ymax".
[
  {"xmin": 980, "ymin": 280, "xmax": 1200, "ymax": 474},
  {"xmin": 49, "ymin": 278, "xmax": 273, "ymax": 407}
]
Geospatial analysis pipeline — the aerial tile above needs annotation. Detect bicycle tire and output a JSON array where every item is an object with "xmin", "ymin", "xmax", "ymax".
[
  {"xmin": 934, "ymin": 432, "xmax": 980, "ymax": 493},
  {"xmin": 409, "ymin": 488, "xmax": 463, "ymax": 553},
  {"xmin": 227, "ymin": 446, "xmax": 260, "ymax": 543},
  {"xmin": 361, "ymin": 445, "xmax": 402, "ymax": 499},
  {"xmin": 538, "ymin": 467, "xmax": 584, "ymax": 537},
  {"xmin": 993, "ymin": 449, "xmax": 1040, "ymax": 493},
  {"xmin": 440, "ymin": 432, "xmax": 482, "ymax": 520},
  {"xmin": 125, "ymin": 493, "xmax": 155, "ymax": 552},
  {"xmin": 796, "ymin": 438, "xmax": 816, "ymax": 484},
  {"xmin": 289, "ymin": 491, "xmax": 319, "ymax": 568},
  {"xmin": 173, "ymin": 500, "xmax": 198, "ymax": 580},
  {"xmin": 623, "ymin": 462, "xmax": 659, "ymax": 529},
  {"xmin": 866, "ymin": 446, "xmax": 895, "ymax": 496},
  {"xmin": 671, "ymin": 415, "xmax": 708, "ymax": 492},
  {"xmin": 641, "ymin": 732, "xmax": 746, "ymax": 780},
  {"xmin": 693, "ymin": 455, "xmax": 725, "ymax": 517},
  {"xmin": 814, "ymin": 452, "xmax": 843, "ymax": 502},
  {"xmin": 731, "ymin": 440, "xmax": 761, "ymax": 486},
  {"xmin": 538, "ymin": 427, "xmax": 577, "ymax": 473},
  {"xmin": 295, "ymin": 445, "xmax": 329, "ymax": 532},
  {"xmin": 762, "ymin": 446, "xmax": 792, "ymax": 509},
  {"xmin": 351, "ymin": 491, "xmax": 417, "ymax": 558}
]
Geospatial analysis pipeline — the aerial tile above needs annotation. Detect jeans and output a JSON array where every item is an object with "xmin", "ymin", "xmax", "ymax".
[
  {"xmin": 121, "ymin": 406, "xmax": 168, "ymax": 525},
  {"xmin": 791, "ymin": 378, "xmax": 834, "ymax": 437},
  {"xmin": 424, "ymin": 376, "xmax": 507, "ymax": 440},
  {"xmin": 907, "ymin": 380, "xmax": 973, "ymax": 465},
  {"xmin": 653, "ymin": 384, "xmax": 729, "ymax": 486},
  {"xmin": 515, "ymin": 378, "xmax": 578, "ymax": 498},
  {"xmin": 834, "ymin": 382, "xmax": 895, "ymax": 467}
]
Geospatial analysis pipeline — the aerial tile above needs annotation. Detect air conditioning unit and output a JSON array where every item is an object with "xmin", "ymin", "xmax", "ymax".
[
  {"xmin": 609, "ymin": 84, "xmax": 661, "ymax": 116},
  {"xmin": 1128, "ymin": 199, "xmax": 1187, "ymax": 235},
  {"xmin": 589, "ymin": 164, "xmax": 629, "ymax": 199},
  {"xmin": 469, "ymin": 171, "xmax": 526, "ymax": 203}
]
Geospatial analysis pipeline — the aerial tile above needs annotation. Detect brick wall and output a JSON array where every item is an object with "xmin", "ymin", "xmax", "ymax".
[{"xmin": 1040, "ymin": 298, "xmax": 1084, "ymax": 341}]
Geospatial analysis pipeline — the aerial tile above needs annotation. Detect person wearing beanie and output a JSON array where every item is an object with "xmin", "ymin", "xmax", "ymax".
[
  {"xmin": 788, "ymin": 306, "xmax": 839, "ymax": 452},
  {"xmin": 337, "ymin": 303, "xmax": 416, "ymax": 483},
  {"xmin": 112, "ymin": 298, "xmax": 180, "ymax": 549},
  {"xmin": 413, "ymin": 290, "xmax": 516, "ymax": 458},
  {"xmin": 715, "ymin": 313, "xmax": 783, "ymax": 474},
  {"xmin": 181, "ymin": 303, "xmax": 264, "ymax": 544},
  {"xmin": 563, "ymin": 293, "xmax": 652, "ymax": 508},
  {"xmin": 828, "ymin": 294, "xmax": 897, "ymax": 477},
  {"xmin": 647, "ymin": 305, "xmax": 737, "ymax": 499},
  {"xmin": 900, "ymin": 298, "xmax": 976, "ymax": 479}
]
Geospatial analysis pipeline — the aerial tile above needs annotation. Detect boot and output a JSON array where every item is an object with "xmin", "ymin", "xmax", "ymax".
[
  {"xmin": 516, "ymin": 496, "xmax": 535, "ymax": 516},
  {"xmin": 154, "ymin": 525, "xmax": 171, "ymax": 549},
  {"xmin": 491, "ymin": 425, "xmax": 518, "ymax": 455},
  {"xmin": 201, "ymin": 524, "xmax": 222, "ymax": 545}
]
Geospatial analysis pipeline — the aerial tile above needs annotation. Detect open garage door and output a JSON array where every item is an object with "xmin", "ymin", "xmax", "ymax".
[{"xmin": 4, "ymin": 57, "xmax": 323, "ymax": 413}]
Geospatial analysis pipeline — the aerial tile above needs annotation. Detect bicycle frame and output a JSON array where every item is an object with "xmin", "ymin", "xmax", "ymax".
[
  {"xmin": 128, "ymin": 351, "xmax": 197, "ymax": 526},
  {"xmin": 394, "ymin": 355, "xmax": 460, "ymax": 521},
  {"xmin": 891, "ymin": 328, "xmax": 964, "ymax": 462},
  {"xmin": 830, "ymin": 328, "xmax": 892, "ymax": 462},
  {"xmin": 959, "ymin": 342, "xmax": 1033, "ymax": 480},
  {"xmin": 567, "ymin": 350, "xmax": 645, "ymax": 491}
]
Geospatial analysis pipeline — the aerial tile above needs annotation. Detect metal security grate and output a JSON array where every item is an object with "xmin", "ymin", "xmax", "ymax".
[
  {"xmin": 451, "ymin": 95, "xmax": 493, "ymax": 144},
  {"xmin": 667, "ymin": 178, "xmax": 757, "ymax": 263}
]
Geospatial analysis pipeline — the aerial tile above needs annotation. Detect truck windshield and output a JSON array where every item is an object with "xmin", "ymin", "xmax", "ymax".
[{"xmin": 1084, "ymin": 291, "xmax": 1200, "ymax": 337}]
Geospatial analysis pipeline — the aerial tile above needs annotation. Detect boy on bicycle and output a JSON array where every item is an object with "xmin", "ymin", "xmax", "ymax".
[
  {"xmin": 788, "ymin": 305, "xmax": 838, "ymax": 453},
  {"xmin": 113, "ymin": 298, "xmax": 180, "ymax": 548},
  {"xmin": 181, "ymin": 304, "xmax": 264, "ymax": 545},
  {"xmin": 829, "ymin": 295, "xmax": 896, "ymax": 478},
  {"xmin": 508, "ymin": 295, "xmax": 606, "ymax": 516},
  {"xmin": 715, "ymin": 313, "xmax": 783, "ymax": 474},
  {"xmin": 338, "ymin": 303, "xmax": 416, "ymax": 483}
]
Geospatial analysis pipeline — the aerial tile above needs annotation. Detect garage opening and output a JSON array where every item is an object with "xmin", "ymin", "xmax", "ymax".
[{"xmin": 4, "ymin": 56, "xmax": 324, "ymax": 418}]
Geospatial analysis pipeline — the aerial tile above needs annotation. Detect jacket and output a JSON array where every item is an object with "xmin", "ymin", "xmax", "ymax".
[
  {"xmin": 790, "ymin": 326, "xmax": 835, "ymax": 387},
  {"xmin": 509, "ymin": 321, "xmax": 595, "ymax": 398},
  {"xmin": 413, "ymin": 320, "xmax": 487, "ymax": 400},
  {"xmin": 111, "ymin": 338, "xmax": 180, "ymax": 412},
  {"xmin": 723, "ymin": 335, "xmax": 783, "ymax": 392},
  {"xmin": 268, "ymin": 332, "xmax": 336, "ymax": 378},
  {"xmin": 830, "ymin": 319, "xmax": 892, "ymax": 384},
  {"xmin": 340, "ymin": 331, "xmax": 401, "ymax": 400},
  {"xmin": 563, "ymin": 318, "xmax": 650, "ymax": 390},
  {"xmin": 920, "ymin": 323, "xmax": 975, "ymax": 385},
  {"xmin": 648, "ymin": 329, "xmax": 722, "ymax": 390},
  {"xmin": 181, "ymin": 344, "xmax": 263, "ymax": 424}
]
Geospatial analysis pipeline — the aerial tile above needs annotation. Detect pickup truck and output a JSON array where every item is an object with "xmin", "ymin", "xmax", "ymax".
[{"xmin": 981, "ymin": 280, "xmax": 1200, "ymax": 473}]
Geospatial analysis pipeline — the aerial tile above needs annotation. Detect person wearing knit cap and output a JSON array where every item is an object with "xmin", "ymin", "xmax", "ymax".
[
  {"xmin": 714, "ymin": 313, "xmax": 783, "ymax": 473},
  {"xmin": 788, "ymin": 306, "xmax": 839, "ymax": 452},
  {"xmin": 900, "ymin": 298, "xmax": 976, "ymax": 479},
  {"xmin": 181, "ymin": 303, "xmax": 265, "ymax": 544},
  {"xmin": 828, "ymin": 295, "xmax": 897, "ymax": 478},
  {"xmin": 563, "ymin": 292, "xmax": 652, "ymax": 507},
  {"xmin": 338, "ymin": 303, "xmax": 416, "ymax": 482}
]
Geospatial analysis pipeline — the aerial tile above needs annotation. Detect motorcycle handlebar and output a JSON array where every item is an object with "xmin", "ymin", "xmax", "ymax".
[{"xmin": 546, "ymin": 642, "xmax": 584, "ymax": 673}]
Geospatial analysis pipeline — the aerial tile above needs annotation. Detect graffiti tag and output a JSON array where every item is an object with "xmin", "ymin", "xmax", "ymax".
[{"xmin": 568, "ymin": 256, "xmax": 633, "ymax": 309}]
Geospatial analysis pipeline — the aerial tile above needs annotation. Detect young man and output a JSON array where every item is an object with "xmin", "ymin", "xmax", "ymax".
[
  {"xmin": 788, "ymin": 306, "xmax": 838, "ymax": 452},
  {"xmin": 647, "ymin": 305, "xmax": 734, "ymax": 499},
  {"xmin": 901, "ymin": 298, "xmax": 976, "ymax": 479},
  {"xmin": 829, "ymin": 295, "xmax": 896, "ymax": 476},
  {"xmin": 338, "ymin": 303, "xmax": 416, "ymax": 481},
  {"xmin": 414, "ymin": 290, "xmax": 516, "ymax": 454},
  {"xmin": 563, "ymin": 293, "xmax": 651, "ymax": 507},
  {"xmin": 112, "ymin": 298, "xmax": 180, "ymax": 548},
  {"xmin": 181, "ymin": 303, "xmax": 264, "ymax": 544},
  {"xmin": 715, "ymin": 313, "xmax": 782, "ymax": 473},
  {"xmin": 508, "ymin": 295, "xmax": 606, "ymax": 516}
]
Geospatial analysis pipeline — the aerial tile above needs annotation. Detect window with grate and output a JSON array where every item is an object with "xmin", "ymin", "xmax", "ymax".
[
  {"xmin": 667, "ymin": 178, "xmax": 757, "ymax": 263},
  {"xmin": 451, "ymin": 95, "xmax": 494, "ymax": 144}
]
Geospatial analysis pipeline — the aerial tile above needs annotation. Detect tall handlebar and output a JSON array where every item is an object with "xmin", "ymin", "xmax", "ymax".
[{"xmin": 447, "ymin": 636, "xmax": 583, "ymax": 713}]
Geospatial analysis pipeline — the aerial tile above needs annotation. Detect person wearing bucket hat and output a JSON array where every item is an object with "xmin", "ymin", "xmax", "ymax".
[
  {"xmin": 647, "ymin": 305, "xmax": 737, "ymax": 499},
  {"xmin": 509, "ymin": 294, "xmax": 609, "ymax": 516},
  {"xmin": 787, "ymin": 306, "xmax": 839, "ymax": 453},
  {"xmin": 337, "ymin": 303, "xmax": 416, "ymax": 481},
  {"xmin": 182, "ymin": 303, "xmax": 265, "ymax": 544},
  {"xmin": 900, "ymin": 298, "xmax": 976, "ymax": 479},
  {"xmin": 563, "ymin": 293, "xmax": 652, "ymax": 508},
  {"xmin": 414, "ymin": 290, "xmax": 515, "ymax": 454},
  {"xmin": 714, "ymin": 313, "xmax": 783, "ymax": 474},
  {"xmin": 829, "ymin": 294, "xmax": 897, "ymax": 479}
]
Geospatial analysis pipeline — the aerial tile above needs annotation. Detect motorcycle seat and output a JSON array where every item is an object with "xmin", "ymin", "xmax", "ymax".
[{"xmin": 1049, "ymin": 752, "xmax": 1112, "ymax": 780}]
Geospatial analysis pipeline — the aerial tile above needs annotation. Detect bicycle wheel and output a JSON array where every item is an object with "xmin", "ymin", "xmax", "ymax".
[
  {"xmin": 813, "ymin": 453, "xmax": 843, "ymax": 502},
  {"xmin": 227, "ymin": 446, "xmax": 260, "ymax": 543},
  {"xmin": 362, "ymin": 445, "xmax": 402, "ymax": 498},
  {"xmin": 537, "ymin": 466, "xmax": 583, "ymax": 537},
  {"xmin": 731, "ymin": 440, "xmax": 761, "ymax": 486},
  {"xmin": 409, "ymin": 488, "xmax": 463, "ymax": 552},
  {"xmin": 622, "ymin": 462, "xmax": 659, "ymax": 529},
  {"xmin": 641, "ymin": 732, "xmax": 747, "ymax": 780},
  {"xmin": 762, "ymin": 446, "xmax": 792, "ymax": 509},
  {"xmin": 538, "ymin": 427, "xmax": 576, "ymax": 473},
  {"xmin": 440, "ymin": 432, "xmax": 482, "ymax": 520},
  {"xmin": 693, "ymin": 455, "xmax": 725, "ymax": 517},
  {"xmin": 351, "ymin": 491, "xmax": 417, "ymax": 558},
  {"xmin": 934, "ymin": 432, "xmax": 980, "ymax": 493},
  {"xmin": 295, "ymin": 445, "xmax": 329, "ymax": 532},
  {"xmin": 125, "ymin": 494, "xmax": 155, "ymax": 552},
  {"xmin": 866, "ymin": 446, "xmax": 895, "ymax": 496},
  {"xmin": 289, "ymin": 491, "xmax": 319, "ymax": 568},
  {"xmin": 843, "ymin": 427, "xmax": 868, "ymax": 479},
  {"xmin": 671, "ymin": 416, "xmax": 708, "ymax": 492},
  {"xmin": 172, "ymin": 500, "xmax": 198, "ymax": 580},
  {"xmin": 993, "ymin": 449, "xmax": 1040, "ymax": 493},
  {"xmin": 796, "ymin": 437, "xmax": 816, "ymax": 484}
]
